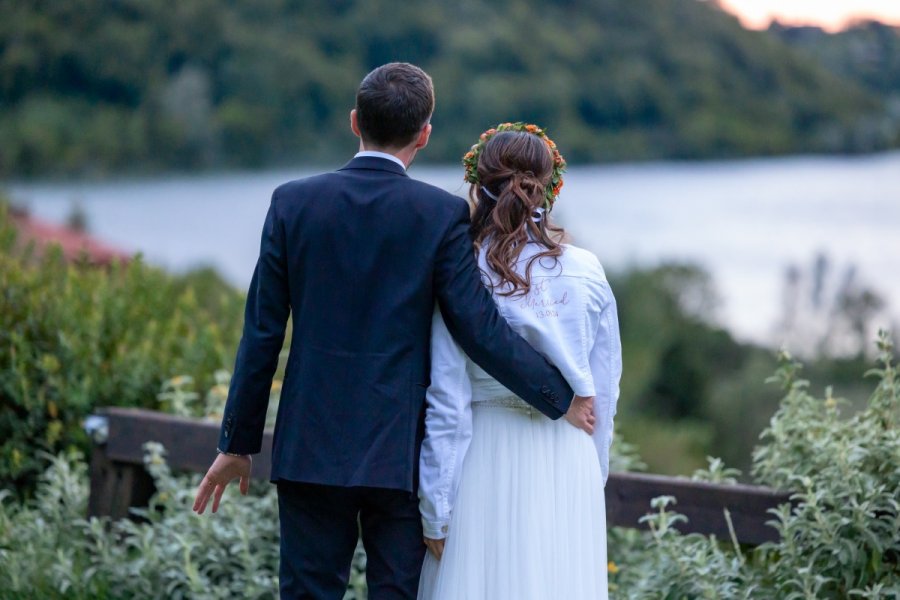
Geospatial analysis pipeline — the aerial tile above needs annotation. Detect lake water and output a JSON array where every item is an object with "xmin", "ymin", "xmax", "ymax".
[{"xmin": 8, "ymin": 152, "xmax": 900, "ymax": 344}]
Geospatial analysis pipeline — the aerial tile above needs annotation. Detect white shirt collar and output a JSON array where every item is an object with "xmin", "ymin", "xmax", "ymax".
[{"xmin": 354, "ymin": 151, "xmax": 407, "ymax": 171}]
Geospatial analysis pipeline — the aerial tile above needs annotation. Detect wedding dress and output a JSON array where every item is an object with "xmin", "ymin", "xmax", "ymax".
[{"xmin": 417, "ymin": 242, "xmax": 622, "ymax": 600}]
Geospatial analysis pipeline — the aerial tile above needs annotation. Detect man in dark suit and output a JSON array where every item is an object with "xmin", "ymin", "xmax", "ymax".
[{"xmin": 193, "ymin": 62, "xmax": 595, "ymax": 599}]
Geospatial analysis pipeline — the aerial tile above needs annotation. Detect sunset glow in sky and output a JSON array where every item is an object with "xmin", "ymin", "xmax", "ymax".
[{"xmin": 719, "ymin": 0, "xmax": 900, "ymax": 31}]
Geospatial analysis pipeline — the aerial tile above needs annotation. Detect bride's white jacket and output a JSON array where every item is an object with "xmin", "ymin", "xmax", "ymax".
[{"xmin": 418, "ymin": 242, "xmax": 623, "ymax": 540}]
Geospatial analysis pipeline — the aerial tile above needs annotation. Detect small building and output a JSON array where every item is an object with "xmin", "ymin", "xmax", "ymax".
[{"xmin": 8, "ymin": 206, "xmax": 131, "ymax": 266}]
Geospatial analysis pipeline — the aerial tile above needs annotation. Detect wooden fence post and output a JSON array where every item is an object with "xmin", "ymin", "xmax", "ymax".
[{"xmin": 87, "ymin": 414, "xmax": 156, "ymax": 520}]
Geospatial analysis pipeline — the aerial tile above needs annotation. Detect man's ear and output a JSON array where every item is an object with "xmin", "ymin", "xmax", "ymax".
[
  {"xmin": 350, "ymin": 109, "xmax": 362, "ymax": 138},
  {"xmin": 415, "ymin": 122, "xmax": 432, "ymax": 150}
]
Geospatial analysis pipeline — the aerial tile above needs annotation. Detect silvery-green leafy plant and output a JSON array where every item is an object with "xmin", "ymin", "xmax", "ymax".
[
  {"xmin": 608, "ymin": 331, "xmax": 899, "ymax": 599},
  {"xmin": 750, "ymin": 332, "xmax": 900, "ymax": 598},
  {"xmin": 0, "ymin": 444, "xmax": 366, "ymax": 599}
]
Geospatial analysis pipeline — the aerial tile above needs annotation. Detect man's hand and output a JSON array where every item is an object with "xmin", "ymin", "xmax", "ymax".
[
  {"xmin": 192, "ymin": 453, "xmax": 252, "ymax": 514},
  {"xmin": 565, "ymin": 395, "xmax": 596, "ymax": 435},
  {"xmin": 424, "ymin": 537, "xmax": 446, "ymax": 560}
]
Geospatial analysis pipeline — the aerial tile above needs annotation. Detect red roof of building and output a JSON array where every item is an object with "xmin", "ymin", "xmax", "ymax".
[{"xmin": 10, "ymin": 207, "xmax": 132, "ymax": 266}]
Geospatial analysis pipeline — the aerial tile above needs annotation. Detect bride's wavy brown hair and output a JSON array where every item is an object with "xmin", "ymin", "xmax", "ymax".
[{"xmin": 469, "ymin": 131, "xmax": 566, "ymax": 297}]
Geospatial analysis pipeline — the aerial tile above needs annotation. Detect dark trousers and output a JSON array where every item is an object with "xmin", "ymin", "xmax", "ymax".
[{"xmin": 277, "ymin": 481, "xmax": 426, "ymax": 600}]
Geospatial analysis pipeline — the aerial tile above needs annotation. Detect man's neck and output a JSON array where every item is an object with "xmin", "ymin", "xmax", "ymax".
[{"xmin": 357, "ymin": 143, "xmax": 417, "ymax": 169}]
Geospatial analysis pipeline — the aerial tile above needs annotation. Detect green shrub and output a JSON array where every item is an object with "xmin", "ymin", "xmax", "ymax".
[
  {"xmin": 0, "ymin": 204, "xmax": 244, "ymax": 491},
  {"xmin": 609, "ymin": 332, "xmax": 900, "ymax": 598}
]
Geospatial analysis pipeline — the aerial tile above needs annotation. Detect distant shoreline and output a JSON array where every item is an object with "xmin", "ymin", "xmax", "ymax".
[{"xmin": 5, "ymin": 149, "xmax": 900, "ymax": 188}]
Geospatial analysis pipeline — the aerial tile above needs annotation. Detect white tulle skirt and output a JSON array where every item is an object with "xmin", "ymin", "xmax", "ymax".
[{"xmin": 418, "ymin": 402, "xmax": 608, "ymax": 600}]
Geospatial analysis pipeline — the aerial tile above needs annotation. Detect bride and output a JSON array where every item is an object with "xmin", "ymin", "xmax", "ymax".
[{"xmin": 417, "ymin": 123, "xmax": 622, "ymax": 600}]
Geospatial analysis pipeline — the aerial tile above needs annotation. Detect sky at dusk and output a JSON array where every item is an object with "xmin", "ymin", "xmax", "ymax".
[{"xmin": 719, "ymin": 0, "xmax": 900, "ymax": 31}]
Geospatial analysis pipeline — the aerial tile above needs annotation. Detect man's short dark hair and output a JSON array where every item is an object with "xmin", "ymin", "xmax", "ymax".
[{"xmin": 355, "ymin": 63, "xmax": 435, "ymax": 149}]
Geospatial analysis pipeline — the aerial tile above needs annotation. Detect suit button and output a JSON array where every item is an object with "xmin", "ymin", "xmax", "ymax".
[
  {"xmin": 441, "ymin": 525, "xmax": 448, "ymax": 534},
  {"xmin": 541, "ymin": 385, "xmax": 551, "ymax": 394}
]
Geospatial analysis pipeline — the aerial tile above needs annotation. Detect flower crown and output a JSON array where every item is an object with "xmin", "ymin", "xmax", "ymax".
[{"xmin": 463, "ymin": 121, "xmax": 566, "ymax": 209}]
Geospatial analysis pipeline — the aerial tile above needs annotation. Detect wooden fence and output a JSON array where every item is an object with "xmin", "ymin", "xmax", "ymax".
[{"xmin": 88, "ymin": 407, "xmax": 792, "ymax": 546}]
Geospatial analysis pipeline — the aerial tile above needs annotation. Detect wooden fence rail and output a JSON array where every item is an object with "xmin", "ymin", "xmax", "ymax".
[{"xmin": 88, "ymin": 407, "xmax": 792, "ymax": 546}]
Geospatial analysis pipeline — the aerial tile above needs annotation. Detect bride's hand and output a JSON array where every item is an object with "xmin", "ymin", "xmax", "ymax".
[
  {"xmin": 424, "ymin": 537, "xmax": 446, "ymax": 560},
  {"xmin": 565, "ymin": 395, "xmax": 595, "ymax": 435}
]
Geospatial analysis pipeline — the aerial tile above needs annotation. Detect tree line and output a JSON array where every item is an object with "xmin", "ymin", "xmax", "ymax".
[{"xmin": 1, "ymin": 0, "xmax": 898, "ymax": 177}]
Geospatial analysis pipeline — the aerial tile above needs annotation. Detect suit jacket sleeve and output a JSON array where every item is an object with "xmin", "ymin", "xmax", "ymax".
[
  {"xmin": 217, "ymin": 193, "xmax": 291, "ymax": 454},
  {"xmin": 433, "ymin": 199, "xmax": 574, "ymax": 419}
]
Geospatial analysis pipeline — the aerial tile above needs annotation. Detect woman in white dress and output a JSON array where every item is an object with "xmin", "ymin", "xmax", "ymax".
[{"xmin": 417, "ymin": 123, "xmax": 622, "ymax": 600}]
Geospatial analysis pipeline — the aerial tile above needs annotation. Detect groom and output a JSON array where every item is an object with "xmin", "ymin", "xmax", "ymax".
[{"xmin": 192, "ymin": 62, "xmax": 595, "ymax": 599}]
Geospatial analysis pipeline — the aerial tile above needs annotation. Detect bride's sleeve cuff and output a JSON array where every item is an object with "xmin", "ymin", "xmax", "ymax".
[{"xmin": 422, "ymin": 518, "xmax": 449, "ymax": 540}]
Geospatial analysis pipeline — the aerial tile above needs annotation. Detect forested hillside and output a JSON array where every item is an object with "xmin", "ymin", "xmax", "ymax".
[
  {"xmin": 1, "ymin": 0, "xmax": 897, "ymax": 177},
  {"xmin": 771, "ymin": 20, "xmax": 900, "ymax": 96}
]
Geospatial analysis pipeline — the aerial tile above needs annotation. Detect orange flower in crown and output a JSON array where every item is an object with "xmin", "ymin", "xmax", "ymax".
[{"xmin": 462, "ymin": 121, "xmax": 567, "ymax": 210}]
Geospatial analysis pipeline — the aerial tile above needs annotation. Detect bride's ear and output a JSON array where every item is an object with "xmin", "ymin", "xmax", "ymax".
[{"xmin": 415, "ymin": 123, "xmax": 432, "ymax": 150}]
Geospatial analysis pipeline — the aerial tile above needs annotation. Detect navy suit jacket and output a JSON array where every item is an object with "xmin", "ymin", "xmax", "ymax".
[{"xmin": 218, "ymin": 156, "xmax": 574, "ymax": 491}]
